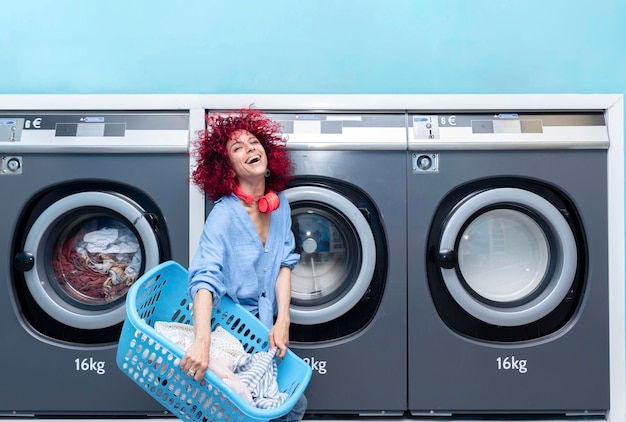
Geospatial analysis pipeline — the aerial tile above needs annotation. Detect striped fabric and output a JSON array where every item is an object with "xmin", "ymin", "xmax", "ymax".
[{"xmin": 232, "ymin": 347, "xmax": 288, "ymax": 409}]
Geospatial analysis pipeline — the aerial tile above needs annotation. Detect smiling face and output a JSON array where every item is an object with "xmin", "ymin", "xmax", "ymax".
[{"xmin": 226, "ymin": 129, "xmax": 268, "ymax": 184}]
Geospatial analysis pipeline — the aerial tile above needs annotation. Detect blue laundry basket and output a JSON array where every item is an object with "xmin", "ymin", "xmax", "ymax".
[{"xmin": 116, "ymin": 260, "xmax": 312, "ymax": 422}]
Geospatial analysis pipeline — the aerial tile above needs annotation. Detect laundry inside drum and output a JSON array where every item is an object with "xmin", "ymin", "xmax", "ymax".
[{"xmin": 51, "ymin": 217, "xmax": 142, "ymax": 307}]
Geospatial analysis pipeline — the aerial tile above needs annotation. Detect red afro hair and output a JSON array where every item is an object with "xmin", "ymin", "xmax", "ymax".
[{"xmin": 191, "ymin": 107, "xmax": 293, "ymax": 201}]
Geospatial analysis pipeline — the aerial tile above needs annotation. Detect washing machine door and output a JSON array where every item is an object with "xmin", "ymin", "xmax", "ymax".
[
  {"xmin": 284, "ymin": 186, "xmax": 376, "ymax": 326},
  {"xmin": 435, "ymin": 187, "xmax": 577, "ymax": 327},
  {"xmin": 14, "ymin": 191, "xmax": 161, "ymax": 330}
]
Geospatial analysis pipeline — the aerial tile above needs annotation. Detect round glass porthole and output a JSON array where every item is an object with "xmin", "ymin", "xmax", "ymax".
[
  {"xmin": 438, "ymin": 188, "xmax": 577, "ymax": 327},
  {"xmin": 284, "ymin": 186, "xmax": 376, "ymax": 325},
  {"xmin": 458, "ymin": 209, "xmax": 550, "ymax": 304},
  {"xmin": 21, "ymin": 191, "xmax": 160, "ymax": 329}
]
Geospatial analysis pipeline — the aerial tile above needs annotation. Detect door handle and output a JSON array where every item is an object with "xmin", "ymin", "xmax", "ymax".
[
  {"xmin": 14, "ymin": 251, "xmax": 35, "ymax": 272},
  {"xmin": 437, "ymin": 248, "xmax": 456, "ymax": 270}
]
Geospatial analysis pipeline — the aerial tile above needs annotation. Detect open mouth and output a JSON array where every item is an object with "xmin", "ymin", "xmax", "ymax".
[{"xmin": 246, "ymin": 155, "xmax": 261, "ymax": 164}]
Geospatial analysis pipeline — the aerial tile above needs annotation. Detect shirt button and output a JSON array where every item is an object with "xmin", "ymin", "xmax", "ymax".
[
  {"xmin": 264, "ymin": 248, "xmax": 269, "ymax": 253},
  {"xmin": 263, "ymin": 267, "xmax": 268, "ymax": 272}
]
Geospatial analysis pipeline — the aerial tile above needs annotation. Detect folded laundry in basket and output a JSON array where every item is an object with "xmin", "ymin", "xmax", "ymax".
[
  {"xmin": 154, "ymin": 322, "xmax": 245, "ymax": 358},
  {"xmin": 155, "ymin": 322, "xmax": 290, "ymax": 407},
  {"xmin": 154, "ymin": 321, "xmax": 196, "ymax": 350}
]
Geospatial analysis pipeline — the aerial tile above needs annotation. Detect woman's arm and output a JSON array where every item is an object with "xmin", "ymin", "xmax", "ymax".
[
  {"xmin": 180, "ymin": 288, "xmax": 213, "ymax": 381},
  {"xmin": 270, "ymin": 266, "xmax": 292, "ymax": 358}
]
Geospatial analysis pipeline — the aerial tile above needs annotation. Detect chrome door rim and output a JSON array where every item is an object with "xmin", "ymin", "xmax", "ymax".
[
  {"xmin": 284, "ymin": 186, "xmax": 376, "ymax": 325},
  {"xmin": 439, "ymin": 187, "xmax": 577, "ymax": 326},
  {"xmin": 23, "ymin": 191, "xmax": 160, "ymax": 329}
]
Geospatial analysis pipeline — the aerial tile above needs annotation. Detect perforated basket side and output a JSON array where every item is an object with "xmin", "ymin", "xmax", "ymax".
[
  {"xmin": 208, "ymin": 292, "xmax": 313, "ymax": 418},
  {"xmin": 117, "ymin": 261, "xmax": 312, "ymax": 422},
  {"xmin": 131, "ymin": 260, "xmax": 193, "ymax": 326},
  {"xmin": 117, "ymin": 323, "xmax": 253, "ymax": 422}
]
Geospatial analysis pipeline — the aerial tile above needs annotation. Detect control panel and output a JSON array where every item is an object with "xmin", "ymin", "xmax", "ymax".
[
  {"xmin": 408, "ymin": 112, "xmax": 608, "ymax": 150},
  {"xmin": 0, "ymin": 111, "xmax": 190, "ymax": 153}
]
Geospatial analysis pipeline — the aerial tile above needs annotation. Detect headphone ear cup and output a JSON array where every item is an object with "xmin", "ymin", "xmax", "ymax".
[{"xmin": 258, "ymin": 191, "xmax": 280, "ymax": 214}]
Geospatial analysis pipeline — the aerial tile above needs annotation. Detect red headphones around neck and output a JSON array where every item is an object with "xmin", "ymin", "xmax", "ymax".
[{"xmin": 233, "ymin": 185, "xmax": 280, "ymax": 214}]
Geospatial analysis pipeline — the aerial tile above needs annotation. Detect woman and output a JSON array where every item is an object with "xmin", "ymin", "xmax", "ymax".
[{"xmin": 181, "ymin": 108, "xmax": 306, "ymax": 421}]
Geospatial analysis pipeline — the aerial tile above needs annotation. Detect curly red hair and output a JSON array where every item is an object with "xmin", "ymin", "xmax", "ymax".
[{"xmin": 191, "ymin": 108, "xmax": 293, "ymax": 201}]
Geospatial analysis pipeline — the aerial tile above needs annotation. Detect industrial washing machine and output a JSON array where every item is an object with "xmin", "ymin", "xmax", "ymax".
[
  {"xmin": 201, "ymin": 110, "xmax": 409, "ymax": 416},
  {"xmin": 0, "ymin": 107, "xmax": 195, "ymax": 416},
  {"xmin": 407, "ymin": 112, "xmax": 610, "ymax": 416}
]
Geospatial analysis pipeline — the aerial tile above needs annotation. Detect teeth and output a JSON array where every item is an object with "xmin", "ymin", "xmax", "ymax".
[{"xmin": 246, "ymin": 155, "xmax": 261, "ymax": 164}]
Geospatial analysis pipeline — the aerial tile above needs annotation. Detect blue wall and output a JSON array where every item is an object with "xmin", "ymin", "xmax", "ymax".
[{"xmin": 2, "ymin": 0, "xmax": 625, "ymax": 95}]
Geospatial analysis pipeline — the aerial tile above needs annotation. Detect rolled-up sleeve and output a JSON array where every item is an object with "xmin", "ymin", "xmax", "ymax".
[
  {"xmin": 280, "ymin": 195, "xmax": 301, "ymax": 269},
  {"xmin": 281, "ymin": 231, "xmax": 300, "ymax": 270},
  {"xmin": 188, "ymin": 213, "xmax": 227, "ymax": 306}
]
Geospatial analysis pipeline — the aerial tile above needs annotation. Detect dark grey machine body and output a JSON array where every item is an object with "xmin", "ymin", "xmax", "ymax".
[
  {"xmin": 0, "ymin": 111, "xmax": 189, "ymax": 416},
  {"xmin": 288, "ymin": 149, "xmax": 407, "ymax": 414},
  {"xmin": 263, "ymin": 112, "xmax": 407, "ymax": 416},
  {"xmin": 408, "ymin": 134, "xmax": 609, "ymax": 415}
]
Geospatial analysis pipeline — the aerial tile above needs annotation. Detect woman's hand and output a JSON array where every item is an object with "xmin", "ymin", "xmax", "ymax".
[
  {"xmin": 269, "ymin": 316, "xmax": 290, "ymax": 358},
  {"xmin": 180, "ymin": 337, "xmax": 210, "ymax": 381},
  {"xmin": 180, "ymin": 289, "xmax": 213, "ymax": 381}
]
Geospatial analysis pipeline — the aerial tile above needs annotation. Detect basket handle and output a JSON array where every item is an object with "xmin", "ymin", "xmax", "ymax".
[{"xmin": 126, "ymin": 260, "xmax": 186, "ymax": 308}]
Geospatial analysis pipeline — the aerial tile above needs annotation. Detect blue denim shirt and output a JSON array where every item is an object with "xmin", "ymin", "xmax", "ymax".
[{"xmin": 188, "ymin": 193, "xmax": 300, "ymax": 328}]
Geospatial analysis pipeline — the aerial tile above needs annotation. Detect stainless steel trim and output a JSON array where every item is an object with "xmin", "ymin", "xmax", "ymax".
[{"xmin": 0, "ymin": 145, "xmax": 188, "ymax": 153}]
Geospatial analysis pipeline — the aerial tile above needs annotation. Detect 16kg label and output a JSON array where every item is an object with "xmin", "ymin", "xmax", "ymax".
[
  {"xmin": 496, "ymin": 356, "xmax": 527, "ymax": 374},
  {"xmin": 75, "ymin": 357, "xmax": 106, "ymax": 375}
]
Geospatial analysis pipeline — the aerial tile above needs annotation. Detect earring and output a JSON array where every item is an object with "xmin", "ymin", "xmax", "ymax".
[{"xmin": 265, "ymin": 169, "xmax": 271, "ymax": 177}]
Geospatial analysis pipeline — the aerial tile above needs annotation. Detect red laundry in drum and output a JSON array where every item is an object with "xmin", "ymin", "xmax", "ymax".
[{"xmin": 51, "ymin": 225, "xmax": 142, "ymax": 305}]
